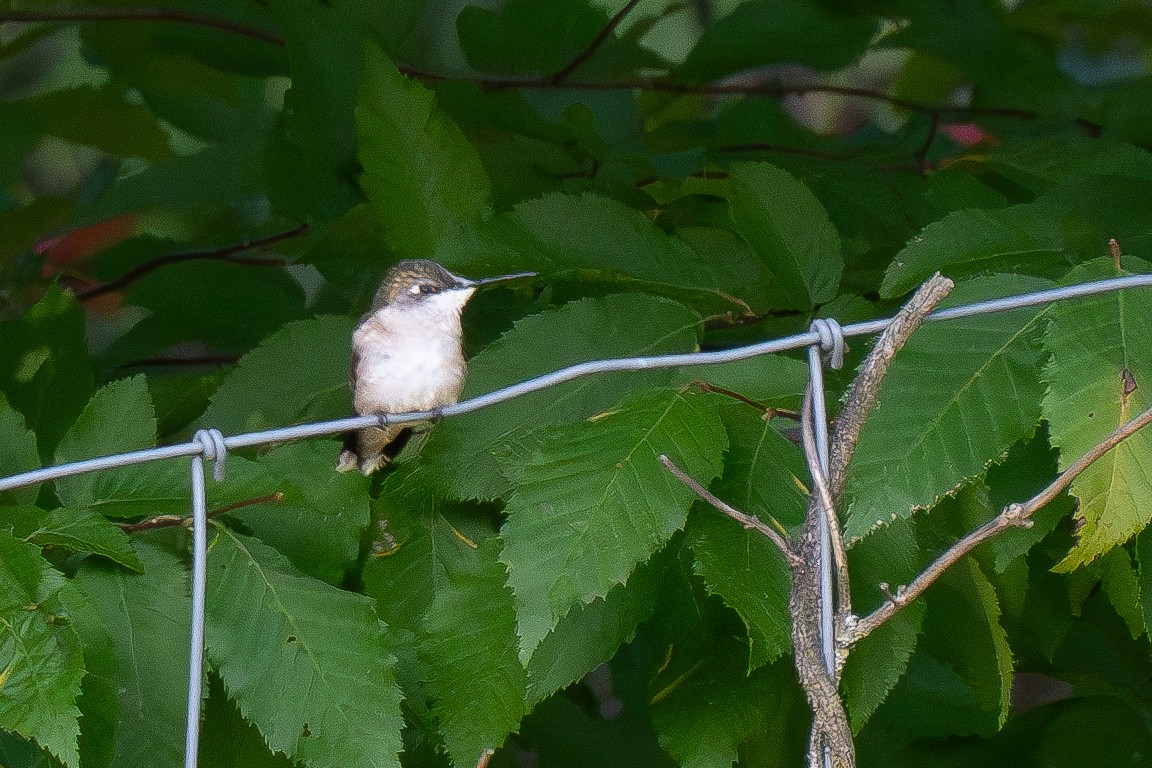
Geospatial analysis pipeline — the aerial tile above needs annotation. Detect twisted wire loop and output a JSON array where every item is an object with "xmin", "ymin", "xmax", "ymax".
[
  {"xmin": 810, "ymin": 318, "xmax": 846, "ymax": 371},
  {"xmin": 193, "ymin": 428, "xmax": 228, "ymax": 482}
]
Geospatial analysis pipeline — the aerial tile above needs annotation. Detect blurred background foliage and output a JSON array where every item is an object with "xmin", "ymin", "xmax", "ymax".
[{"xmin": 3, "ymin": 1, "xmax": 1152, "ymax": 767}]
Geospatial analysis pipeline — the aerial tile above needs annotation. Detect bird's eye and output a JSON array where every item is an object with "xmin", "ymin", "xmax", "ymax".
[{"xmin": 419, "ymin": 284, "xmax": 439, "ymax": 295}]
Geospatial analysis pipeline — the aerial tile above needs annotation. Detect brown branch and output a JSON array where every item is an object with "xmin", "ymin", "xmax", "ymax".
[
  {"xmin": 659, "ymin": 455, "xmax": 799, "ymax": 566},
  {"xmin": 827, "ymin": 274, "xmax": 955, "ymax": 498},
  {"xmin": 849, "ymin": 401, "xmax": 1152, "ymax": 642},
  {"xmin": 76, "ymin": 223, "xmax": 306, "ymax": 302},
  {"xmin": 393, "ymin": 61, "xmax": 1041, "ymax": 120},
  {"xmin": 716, "ymin": 143, "xmax": 858, "ymax": 161},
  {"xmin": 1, "ymin": 11, "xmax": 1047, "ymax": 126},
  {"xmin": 550, "ymin": 0, "xmax": 641, "ymax": 84},
  {"xmin": 120, "ymin": 491, "xmax": 284, "ymax": 533},
  {"xmin": 0, "ymin": 7, "xmax": 284, "ymax": 46}
]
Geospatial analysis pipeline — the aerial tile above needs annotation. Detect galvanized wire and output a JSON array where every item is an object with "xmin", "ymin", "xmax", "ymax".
[
  {"xmin": 1, "ymin": 272, "xmax": 1150, "ymax": 768},
  {"xmin": 4, "ymin": 274, "xmax": 1148, "ymax": 495}
]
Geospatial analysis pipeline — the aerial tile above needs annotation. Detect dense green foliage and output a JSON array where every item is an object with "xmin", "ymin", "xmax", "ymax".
[{"xmin": 2, "ymin": 1, "xmax": 1152, "ymax": 766}]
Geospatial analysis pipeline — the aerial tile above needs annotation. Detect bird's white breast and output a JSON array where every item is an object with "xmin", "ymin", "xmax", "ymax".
[{"xmin": 352, "ymin": 289, "xmax": 472, "ymax": 416}]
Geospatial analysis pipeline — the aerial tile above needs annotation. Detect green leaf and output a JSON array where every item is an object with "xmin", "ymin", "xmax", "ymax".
[
  {"xmin": 844, "ymin": 275, "xmax": 1052, "ymax": 541},
  {"xmin": 205, "ymin": 528, "xmax": 403, "ymax": 768},
  {"xmin": 881, "ymin": 176, "xmax": 1152, "ymax": 297},
  {"xmin": 1136, "ymin": 525, "xmax": 1152, "ymax": 636},
  {"xmin": 1044, "ymin": 260, "xmax": 1152, "ymax": 572},
  {"xmin": 922, "ymin": 557, "xmax": 1013, "ymax": 732},
  {"xmin": 72, "ymin": 541, "xmax": 190, "ymax": 768},
  {"xmin": 26, "ymin": 508, "xmax": 142, "ymax": 572},
  {"xmin": 989, "ymin": 136, "xmax": 1152, "ymax": 191},
  {"xmin": 881, "ymin": 202, "xmax": 1065, "ymax": 298},
  {"xmin": 458, "ymin": 0, "xmax": 605, "ymax": 75},
  {"xmin": 54, "ymin": 376, "xmax": 189, "ymax": 519},
  {"xmin": 356, "ymin": 45, "xmax": 491, "ymax": 258},
  {"xmin": 686, "ymin": 409, "xmax": 805, "ymax": 670},
  {"xmin": 671, "ymin": 354, "xmax": 810, "ymax": 404},
  {"xmin": 0, "ymin": 531, "xmax": 84, "ymax": 768},
  {"xmin": 15, "ymin": 85, "xmax": 171, "ymax": 161},
  {"xmin": 984, "ymin": 426, "xmax": 1070, "ymax": 572},
  {"xmin": 651, "ymin": 649, "xmax": 787, "ymax": 768},
  {"xmin": 0, "ymin": 394, "xmax": 39, "ymax": 506},
  {"xmin": 106, "ymin": 260, "xmax": 308, "ymax": 365},
  {"xmin": 1094, "ymin": 548, "xmax": 1144, "ymax": 640},
  {"xmin": 436, "ymin": 193, "xmax": 775, "ymax": 315},
  {"xmin": 501, "ymin": 388, "xmax": 727, "ymax": 660},
  {"xmin": 360, "ymin": 469, "xmax": 437, "ymax": 635},
  {"xmin": 200, "ymin": 316, "xmax": 354, "ymax": 434},
  {"xmin": 419, "ymin": 532, "xmax": 525, "ymax": 765},
  {"xmin": 214, "ymin": 442, "xmax": 370, "ymax": 584},
  {"xmin": 526, "ymin": 551, "xmax": 663, "ymax": 707},
  {"xmin": 843, "ymin": 517, "xmax": 923, "ymax": 730},
  {"xmin": 420, "ymin": 294, "xmax": 701, "ymax": 500},
  {"xmin": 264, "ymin": 0, "xmax": 366, "ymax": 219},
  {"xmin": 199, "ymin": 676, "xmax": 296, "ymax": 768},
  {"xmin": 727, "ymin": 162, "xmax": 844, "ymax": 308},
  {"xmin": 679, "ymin": 0, "xmax": 878, "ymax": 81},
  {"xmin": 0, "ymin": 286, "xmax": 93, "ymax": 459}
]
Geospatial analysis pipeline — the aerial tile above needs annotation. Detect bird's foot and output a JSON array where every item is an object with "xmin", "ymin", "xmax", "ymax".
[{"xmin": 336, "ymin": 450, "xmax": 359, "ymax": 473}]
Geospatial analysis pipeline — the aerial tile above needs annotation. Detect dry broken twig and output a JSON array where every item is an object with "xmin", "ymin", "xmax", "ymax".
[{"xmin": 659, "ymin": 454, "xmax": 799, "ymax": 566}]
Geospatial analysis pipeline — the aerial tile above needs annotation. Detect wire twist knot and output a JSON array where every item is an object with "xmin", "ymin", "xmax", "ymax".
[
  {"xmin": 193, "ymin": 428, "xmax": 228, "ymax": 482},
  {"xmin": 810, "ymin": 318, "xmax": 846, "ymax": 370}
]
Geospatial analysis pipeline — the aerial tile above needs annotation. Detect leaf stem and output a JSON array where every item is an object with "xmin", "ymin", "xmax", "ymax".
[{"xmin": 120, "ymin": 492, "xmax": 284, "ymax": 533}]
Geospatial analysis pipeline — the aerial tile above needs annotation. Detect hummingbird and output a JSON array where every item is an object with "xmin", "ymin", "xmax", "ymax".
[{"xmin": 337, "ymin": 259, "xmax": 535, "ymax": 475}]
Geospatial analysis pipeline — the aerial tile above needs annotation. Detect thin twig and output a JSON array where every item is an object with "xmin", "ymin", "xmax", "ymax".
[
  {"xmin": 827, "ymin": 274, "xmax": 954, "ymax": 498},
  {"xmin": 659, "ymin": 455, "xmax": 799, "ymax": 566},
  {"xmin": 913, "ymin": 112, "xmax": 940, "ymax": 175},
  {"xmin": 393, "ymin": 60, "xmax": 1041, "ymax": 120},
  {"xmin": 716, "ymin": 143, "xmax": 858, "ymax": 161},
  {"xmin": 120, "ymin": 492, "xmax": 284, "ymax": 533},
  {"xmin": 801, "ymin": 389, "xmax": 851, "ymax": 619},
  {"xmin": 550, "ymin": 0, "xmax": 641, "ymax": 84},
  {"xmin": 76, "ymin": 223, "xmax": 306, "ymax": 302},
  {"xmin": 0, "ymin": 7, "xmax": 284, "ymax": 46},
  {"xmin": 848, "ymin": 401, "xmax": 1152, "ymax": 642}
]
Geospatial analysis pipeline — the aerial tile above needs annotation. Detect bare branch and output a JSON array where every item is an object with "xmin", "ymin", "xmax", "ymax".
[
  {"xmin": 77, "ymin": 224, "xmax": 306, "ymax": 302},
  {"xmin": 550, "ymin": 0, "xmax": 641, "ymax": 84},
  {"xmin": 659, "ymin": 454, "xmax": 799, "ymax": 566},
  {"xmin": 849, "ymin": 401, "xmax": 1152, "ymax": 642},
  {"xmin": 828, "ymin": 274, "xmax": 954, "ymax": 497},
  {"xmin": 0, "ymin": 7, "xmax": 284, "ymax": 46},
  {"xmin": 801, "ymin": 389, "xmax": 851, "ymax": 619}
]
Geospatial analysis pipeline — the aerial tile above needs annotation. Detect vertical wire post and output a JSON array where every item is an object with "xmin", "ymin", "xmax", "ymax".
[
  {"xmin": 807, "ymin": 320, "xmax": 845, "ymax": 768},
  {"xmin": 184, "ymin": 429, "xmax": 227, "ymax": 768},
  {"xmin": 184, "ymin": 452, "xmax": 208, "ymax": 768}
]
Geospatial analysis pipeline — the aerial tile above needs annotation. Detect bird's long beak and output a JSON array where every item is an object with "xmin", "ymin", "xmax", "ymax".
[{"xmin": 462, "ymin": 270, "xmax": 537, "ymax": 289}]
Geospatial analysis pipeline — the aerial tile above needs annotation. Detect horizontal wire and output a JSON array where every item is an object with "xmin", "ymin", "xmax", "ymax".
[{"xmin": 2, "ymin": 273, "xmax": 1149, "ymax": 493}]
